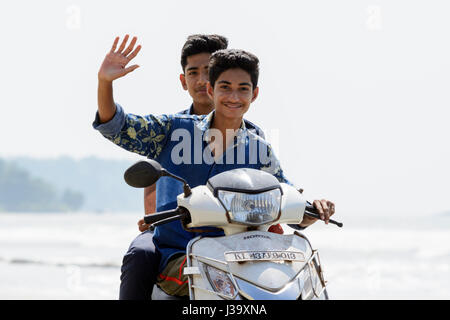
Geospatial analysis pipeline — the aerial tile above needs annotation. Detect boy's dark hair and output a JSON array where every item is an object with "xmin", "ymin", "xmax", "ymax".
[
  {"xmin": 180, "ymin": 34, "xmax": 228, "ymax": 72},
  {"xmin": 208, "ymin": 49, "xmax": 259, "ymax": 90}
]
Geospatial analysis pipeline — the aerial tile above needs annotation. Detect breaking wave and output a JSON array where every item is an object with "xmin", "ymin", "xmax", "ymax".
[{"xmin": 0, "ymin": 256, "xmax": 120, "ymax": 269}]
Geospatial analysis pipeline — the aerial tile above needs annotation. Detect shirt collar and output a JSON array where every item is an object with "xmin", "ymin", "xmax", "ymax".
[
  {"xmin": 187, "ymin": 104, "xmax": 195, "ymax": 115},
  {"xmin": 196, "ymin": 111, "xmax": 247, "ymax": 143}
]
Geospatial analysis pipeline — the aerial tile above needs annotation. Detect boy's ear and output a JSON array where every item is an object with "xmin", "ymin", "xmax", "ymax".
[
  {"xmin": 180, "ymin": 74, "xmax": 188, "ymax": 90},
  {"xmin": 206, "ymin": 82, "xmax": 214, "ymax": 100},
  {"xmin": 251, "ymin": 87, "xmax": 259, "ymax": 103}
]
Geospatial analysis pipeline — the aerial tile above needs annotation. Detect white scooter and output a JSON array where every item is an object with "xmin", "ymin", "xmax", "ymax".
[{"xmin": 124, "ymin": 160, "xmax": 342, "ymax": 300}]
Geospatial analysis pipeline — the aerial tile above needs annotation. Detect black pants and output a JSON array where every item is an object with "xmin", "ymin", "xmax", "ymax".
[{"xmin": 119, "ymin": 230, "xmax": 161, "ymax": 300}]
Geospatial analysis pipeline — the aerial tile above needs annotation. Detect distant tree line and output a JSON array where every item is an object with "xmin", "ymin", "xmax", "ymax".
[
  {"xmin": 0, "ymin": 159, "xmax": 84, "ymax": 212},
  {"xmin": 1, "ymin": 156, "xmax": 143, "ymax": 213}
]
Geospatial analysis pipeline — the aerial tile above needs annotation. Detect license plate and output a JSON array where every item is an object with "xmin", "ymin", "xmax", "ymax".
[{"xmin": 224, "ymin": 250, "xmax": 305, "ymax": 262}]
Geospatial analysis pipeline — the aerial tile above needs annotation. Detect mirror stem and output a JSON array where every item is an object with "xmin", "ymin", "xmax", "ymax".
[{"xmin": 161, "ymin": 170, "xmax": 192, "ymax": 197}]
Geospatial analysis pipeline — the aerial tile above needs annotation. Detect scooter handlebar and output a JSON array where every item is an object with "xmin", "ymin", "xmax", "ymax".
[{"xmin": 143, "ymin": 207, "xmax": 190, "ymax": 225}]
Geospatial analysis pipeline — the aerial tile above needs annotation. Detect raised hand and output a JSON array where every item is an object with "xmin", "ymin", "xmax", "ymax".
[{"xmin": 98, "ymin": 35, "xmax": 142, "ymax": 82}]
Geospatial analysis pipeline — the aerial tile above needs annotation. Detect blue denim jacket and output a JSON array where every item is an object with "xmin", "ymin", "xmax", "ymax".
[{"xmin": 93, "ymin": 104, "xmax": 292, "ymax": 271}]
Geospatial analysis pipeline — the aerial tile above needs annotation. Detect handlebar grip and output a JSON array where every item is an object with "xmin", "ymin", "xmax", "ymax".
[
  {"xmin": 305, "ymin": 203, "xmax": 317, "ymax": 214},
  {"xmin": 149, "ymin": 214, "xmax": 186, "ymax": 231},
  {"xmin": 143, "ymin": 208, "xmax": 182, "ymax": 225}
]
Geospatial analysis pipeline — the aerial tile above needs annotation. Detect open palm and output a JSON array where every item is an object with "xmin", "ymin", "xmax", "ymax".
[{"xmin": 98, "ymin": 35, "xmax": 141, "ymax": 82}]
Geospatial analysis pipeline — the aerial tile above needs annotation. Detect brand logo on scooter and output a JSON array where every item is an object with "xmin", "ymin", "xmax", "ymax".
[{"xmin": 243, "ymin": 234, "xmax": 271, "ymax": 240}]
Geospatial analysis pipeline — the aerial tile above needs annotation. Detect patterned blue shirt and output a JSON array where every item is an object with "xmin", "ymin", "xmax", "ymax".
[{"xmin": 93, "ymin": 104, "xmax": 292, "ymax": 271}]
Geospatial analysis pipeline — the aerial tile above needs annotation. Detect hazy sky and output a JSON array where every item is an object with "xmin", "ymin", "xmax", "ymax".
[{"xmin": 1, "ymin": 0, "xmax": 449, "ymax": 218}]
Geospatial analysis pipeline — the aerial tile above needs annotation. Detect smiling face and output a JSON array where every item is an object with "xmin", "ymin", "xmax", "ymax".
[
  {"xmin": 207, "ymin": 68, "xmax": 259, "ymax": 123},
  {"xmin": 180, "ymin": 52, "xmax": 212, "ymax": 108}
]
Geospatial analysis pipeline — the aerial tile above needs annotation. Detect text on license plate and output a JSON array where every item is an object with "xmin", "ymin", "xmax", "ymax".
[{"xmin": 224, "ymin": 250, "xmax": 305, "ymax": 262}]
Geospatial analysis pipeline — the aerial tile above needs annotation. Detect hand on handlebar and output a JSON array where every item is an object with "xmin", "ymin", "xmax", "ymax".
[
  {"xmin": 312, "ymin": 199, "xmax": 335, "ymax": 225},
  {"xmin": 300, "ymin": 199, "xmax": 338, "ymax": 228},
  {"xmin": 298, "ymin": 189, "xmax": 336, "ymax": 226},
  {"xmin": 138, "ymin": 218, "xmax": 150, "ymax": 232}
]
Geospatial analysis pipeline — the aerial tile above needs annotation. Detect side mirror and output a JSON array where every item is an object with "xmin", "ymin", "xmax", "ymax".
[
  {"xmin": 124, "ymin": 160, "xmax": 163, "ymax": 188},
  {"xmin": 124, "ymin": 159, "xmax": 192, "ymax": 197}
]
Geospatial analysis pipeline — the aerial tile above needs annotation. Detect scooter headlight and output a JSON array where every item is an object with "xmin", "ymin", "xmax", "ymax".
[
  {"xmin": 203, "ymin": 264, "xmax": 237, "ymax": 299},
  {"xmin": 217, "ymin": 189, "xmax": 281, "ymax": 226}
]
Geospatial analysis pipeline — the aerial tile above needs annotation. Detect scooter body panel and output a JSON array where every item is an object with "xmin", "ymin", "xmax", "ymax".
[{"xmin": 186, "ymin": 231, "xmax": 327, "ymax": 300}]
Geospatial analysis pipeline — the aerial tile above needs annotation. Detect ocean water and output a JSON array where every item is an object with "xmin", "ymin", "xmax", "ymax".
[{"xmin": 0, "ymin": 212, "xmax": 449, "ymax": 300}]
